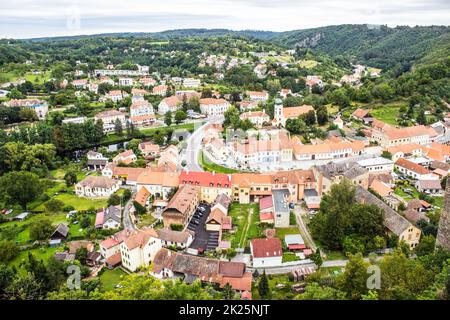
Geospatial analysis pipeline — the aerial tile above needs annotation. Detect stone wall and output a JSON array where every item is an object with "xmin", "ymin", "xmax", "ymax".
[{"xmin": 436, "ymin": 177, "xmax": 450, "ymax": 251}]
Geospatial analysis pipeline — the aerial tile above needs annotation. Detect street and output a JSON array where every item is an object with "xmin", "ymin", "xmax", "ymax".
[{"xmin": 183, "ymin": 116, "xmax": 224, "ymax": 172}]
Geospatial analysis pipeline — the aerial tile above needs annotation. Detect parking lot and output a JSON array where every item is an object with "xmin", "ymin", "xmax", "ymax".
[{"xmin": 187, "ymin": 204, "xmax": 220, "ymax": 252}]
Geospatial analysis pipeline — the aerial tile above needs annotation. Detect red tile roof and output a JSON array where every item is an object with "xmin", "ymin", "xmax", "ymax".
[
  {"xmin": 395, "ymin": 158, "xmax": 430, "ymax": 175},
  {"xmin": 251, "ymin": 238, "xmax": 282, "ymax": 258},
  {"xmin": 179, "ymin": 171, "xmax": 231, "ymax": 188}
]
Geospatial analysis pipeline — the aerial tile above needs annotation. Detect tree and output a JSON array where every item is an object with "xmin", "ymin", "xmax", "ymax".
[
  {"xmin": 174, "ymin": 110, "xmax": 187, "ymax": 124},
  {"xmin": 416, "ymin": 109, "xmax": 427, "ymax": 125},
  {"xmin": 164, "ymin": 111, "xmax": 172, "ymax": 126},
  {"xmin": 108, "ymin": 194, "xmax": 121, "ymax": 206},
  {"xmin": 29, "ymin": 218, "xmax": 54, "ymax": 241},
  {"xmin": 223, "ymin": 106, "xmax": 241, "ymax": 129},
  {"xmin": 6, "ymin": 272, "xmax": 43, "ymax": 300},
  {"xmin": 133, "ymin": 201, "xmax": 147, "ymax": 215},
  {"xmin": 222, "ymin": 283, "xmax": 234, "ymax": 300},
  {"xmin": 258, "ymin": 271, "xmax": 270, "ymax": 299},
  {"xmin": 44, "ymin": 198, "xmax": 64, "ymax": 213},
  {"xmin": 415, "ymin": 235, "xmax": 436, "ymax": 257},
  {"xmin": 302, "ymin": 110, "xmax": 317, "ymax": 126},
  {"xmin": 0, "ymin": 241, "xmax": 19, "ymax": 263},
  {"xmin": 64, "ymin": 171, "xmax": 78, "ymax": 187},
  {"xmin": 0, "ymin": 171, "xmax": 41, "ymax": 209},
  {"xmin": 381, "ymin": 151, "xmax": 392, "ymax": 160},
  {"xmin": 337, "ymin": 253, "xmax": 369, "ymax": 299},
  {"xmin": 114, "ymin": 118, "xmax": 123, "ymax": 136},
  {"xmin": 316, "ymin": 106, "xmax": 328, "ymax": 125},
  {"xmin": 76, "ymin": 247, "xmax": 88, "ymax": 265}
]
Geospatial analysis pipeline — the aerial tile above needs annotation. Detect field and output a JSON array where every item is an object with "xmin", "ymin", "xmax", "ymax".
[
  {"xmin": 9, "ymin": 246, "xmax": 59, "ymax": 273},
  {"xmin": 298, "ymin": 59, "xmax": 319, "ymax": 69},
  {"xmin": 370, "ymin": 106, "xmax": 401, "ymax": 125}
]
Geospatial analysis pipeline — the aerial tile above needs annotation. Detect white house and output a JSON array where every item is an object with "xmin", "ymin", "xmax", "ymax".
[
  {"xmin": 199, "ymin": 98, "xmax": 230, "ymax": 117},
  {"xmin": 120, "ymin": 229, "xmax": 162, "ymax": 272},
  {"xmin": 250, "ymin": 238, "xmax": 283, "ymax": 268},
  {"xmin": 75, "ymin": 176, "xmax": 120, "ymax": 198},
  {"xmin": 118, "ymin": 77, "xmax": 133, "ymax": 86},
  {"xmin": 357, "ymin": 157, "xmax": 394, "ymax": 173}
]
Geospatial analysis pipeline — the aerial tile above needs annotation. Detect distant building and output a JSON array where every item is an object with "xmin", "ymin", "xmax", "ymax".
[{"xmin": 199, "ymin": 98, "xmax": 230, "ymax": 117}]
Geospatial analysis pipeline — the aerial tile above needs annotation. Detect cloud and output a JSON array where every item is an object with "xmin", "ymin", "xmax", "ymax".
[{"xmin": 0, "ymin": 0, "xmax": 449, "ymax": 38}]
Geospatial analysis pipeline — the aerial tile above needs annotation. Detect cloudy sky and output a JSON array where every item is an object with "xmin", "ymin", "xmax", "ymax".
[{"xmin": 1, "ymin": 0, "xmax": 449, "ymax": 39}]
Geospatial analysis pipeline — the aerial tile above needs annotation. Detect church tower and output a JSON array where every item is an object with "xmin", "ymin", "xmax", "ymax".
[
  {"xmin": 436, "ymin": 177, "xmax": 450, "ymax": 251},
  {"xmin": 274, "ymin": 98, "xmax": 283, "ymax": 127}
]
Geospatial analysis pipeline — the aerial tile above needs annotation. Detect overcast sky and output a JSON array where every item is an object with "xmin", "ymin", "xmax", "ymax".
[{"xmin": 1, "ymin": 0, "xmax": 449, "ymax": 39}]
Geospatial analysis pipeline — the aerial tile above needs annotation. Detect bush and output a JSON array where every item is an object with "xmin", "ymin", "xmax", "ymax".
[
  {"xmin": 170, "ymin": 224, "xmax": 183, "ymax": 231},
  {"xmin": 44, "ymin": 199, "xmax": 65, "ymax": 213}
]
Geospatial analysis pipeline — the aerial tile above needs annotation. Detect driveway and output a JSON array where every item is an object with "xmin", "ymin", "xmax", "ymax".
[{"xmin": 122, "ymin": 191, "xmax": 137, "ymax": 230}]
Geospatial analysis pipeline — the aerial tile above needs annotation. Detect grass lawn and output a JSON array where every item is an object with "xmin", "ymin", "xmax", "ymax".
[
  {"xmin": 282, "ymin": 252, "xmax": 300, "ymax": 263},
  {"xmin": 9, "ymin": 246, "xmax": 59, "ymax": 273},
  {"xmin": 136, "ymin": 213, "xmax": 157, "ymax": 228},
  {"xmin": 370, "ymin": 106, "xmax": 401, "ymax": 125},
  {"xmin": 199, "ymin": 151, "xmax": 241, "ymax": 174},
  {"xmin": 99, "ymin": 268, "xmax": 127, "ymax": 291},
  {"xmin": 324, "ymin": 251, "xmax": 347, "ymax": 261},
  {"xmin": 35, "ymin": 193, "xmax": 108, "ymax": 212},
  {"xmin": 276, "ymin": 227, "xmax": 300, "ymax": 241},
  {"xmin": 223, "ymin": 203, "xmax": 260, "ymax": 248}
]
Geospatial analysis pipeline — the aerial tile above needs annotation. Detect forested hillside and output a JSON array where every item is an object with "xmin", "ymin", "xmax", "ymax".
[{"xmin": 271, "ymin": 25, "xmax": 450, "ymax": 71}]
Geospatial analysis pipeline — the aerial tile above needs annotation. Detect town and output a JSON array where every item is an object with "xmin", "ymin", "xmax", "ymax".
[{"xmin": 0, "ymin": 24, "xmax": 449, "ymax": 301}]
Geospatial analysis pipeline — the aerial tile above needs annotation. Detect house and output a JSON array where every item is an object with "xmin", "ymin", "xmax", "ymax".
[
  {"xmin": 119, "ymin": 228, "xmax": 162, "ymax": 272},
  {"xmin": 305, "ymin": 75, "xmax": 323, "ymax": 89},
  {"xmin": 246, "ymin": 91, "xmax": 269, "ymax": 102},
  {"xmin": 285, "ymin": 234, "xmax": 306, "ymax": 251},
  {"xmin": 152, "ymin": 248, "xmax": 252, "ymax": 292},
  {"xmin": 86, "ymin": 251, "xmax": 102, "ymax": 267},
  {"xmin": 231, "ymin": 173, "xmax": 273, "ymax": 204},
  {"xmin": 205, "ymin": 208, "xmax": 232, "ymax": 232},
  {"xmin": 355, "ymin": 187, "xmax": 421, "ymax": 249},
  {"xmin": 387, "ymin": 144, "xmax": 424, "ymax": 162},
  {"xmin": 86, "ymin": 150, "xmax": 108, "ymax": 170},
  {"xmin": 54, "ymin": 252, "xmax": 75, "ymax": 263},
  {"xmin": 94, "ymin": 110, "xmax": 126, "ymax": 133},
  {"xmin": 211, "ymin": 193, "xmax": 232, "ymax": 215},
  {"xmin": 351, "ymin": 108, "xmax": 371, "ymax": 123},
  {"xmin": 102, "ymin": 164, "xmax": 146, "ymax": 185},
  {"xmin": 131, "ymin": 88, "xmax": 148, "ymax": 102},
  {"xmin": 395, "ymin": 158, "xmax": 434, "ymax": 180},
  {"xmin": 158, "ymin": 95, "xmax": 181, "ymax": 114},
  {"xmin": 239, "ymin": 100, "xmax": 259, "ymax": 111},
  {"xmin": 162, "ymin": 185, "xmax": 199, "ymax": 228},
  {"xmin": 50, "ymin": 224, "xmax": 69, "ymax": 240},
  {"xmin": 272, "ymin": 189, "xmax": 291, "ymax": 228},
  {"xmin": 129, "ymin": 100, "xmax": 155, "ymax": 126},
  {"xmin": 333, "ymin": 116, "xmax": 344, "ymax": 129},
  {"xmin": 313, "ymin": 161, "xmax": 369, "ymax": 196},
  {"xmin": 105, "ymin": 90, "xmax": 129, "ymax": 102},
  {"xmin": 99, "ymin": 229, "xmax": 133, "ymax": 259},
  {"xmin": 113, "ymin": 149, "xmax": 137, "ymax": 165},
  {"xmin": 135, "ymin": 187, "xmax": 151, "ymax": 207},
  {"xmin": 139, "ymin": 77, "xmax": 157, "ymax": 87},
  {"xmin": 250, "ymin": 238, "xmax": 283, "ymax": 268},
  {"xmin": 239, "ymin": 111, "xmax": 270, "ymax": 127},
  {"xmin": 404, "ymin": 209, "xmax": 430, "ymax": 224},
  {"xmin": 95, "ymin": 205, "xmax": 122, "ymax": 229},
  {"xmin": 273, "ymin": 99, "xmax": 314, "ymax": 127},
  {"xmin": 139, "ymin": 142, "xmax": 160, "ymax": 157},
  {"xmin": 118, "ymin": 77, "xmax": 133, "ymax": 86},
  {"xmin": 67, "ymin": 241, "xmax": 94, "ymax": 254},
  {"xmin": 279, "ymin": 88, "xmax": 292, "ymax": 98},
  {"xmin": 369, "ymin": 179, "xmax": 393, "ymax": 197},
  {"xmin": 371, "ymin": 122, "xmax": 437, "ymax": 148},
  {"xmin": 136, "ymin": 170, "xmax": 179, "ymax": 200},
  {"xmin": 183, "ymin": 78, "xmax": 201, "ymax": 88},
  {"xmin": 157, "ymin": 228, "xmax": 194, "ymax": 249},
  {"xmin": 152, "ymin": 84, "xmax": 168, "ymax": 96},
  {"xmin": 75, "ymin": 176, "xmax": 120, "ymax": 198},
  {"xmin": 415, "ymin": 179, "xmax": 443, "ymax": 194},
  {"xmin": 199, "ymin": 98, "xmax": 230, "ymax": 117},
  {"xmin": 178, "ymin": 171, "xmax": 232, "ymax": 203},
  {"xmin": 72, "ymin": 79, "xmax": 88, "ymax": 89},
  {"xmin": 4, "ymin": 99, "xmax": 49, "ymax": 119},
  {"xmin": 293, "ymin": 137, "xmax": 365, "ymax": 161},
  {"xmin": 357, "ymin": 157, "xmax": 394, "ymax": 173}
]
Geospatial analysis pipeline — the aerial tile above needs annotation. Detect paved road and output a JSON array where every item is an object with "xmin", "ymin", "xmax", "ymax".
[
  {"xmin": 248, "ymin": 260, "xmax": 317, "ymax": 275},
  {"xmin": 122, "ymin": 191, "xmax": 137, "ymax": 230},
  {"xmin": 183, "ymin": 116, "xmax": 224, "ymax": 172}
]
